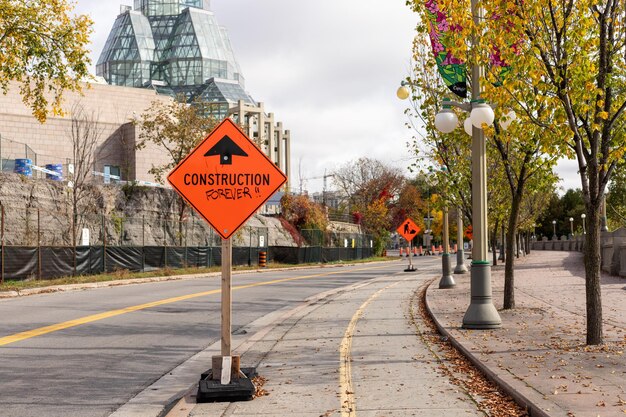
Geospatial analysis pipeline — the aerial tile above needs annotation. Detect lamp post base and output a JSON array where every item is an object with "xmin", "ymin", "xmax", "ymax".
[
  {"xmin": 454, "ymin": 249, "xmax": 468, "ymax": 274},
  {"xmin": 438, "ymin": 253, "xmax": 456, "ymax": 288},
  {"xmin": 462, "ymin": 263, "xmax": 501, "ymax": 329}
]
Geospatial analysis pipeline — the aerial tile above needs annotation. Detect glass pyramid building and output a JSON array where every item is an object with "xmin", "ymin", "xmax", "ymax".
[{"xmin": 96, "ymin": 0, "xmax": 254, "ymax": 110}]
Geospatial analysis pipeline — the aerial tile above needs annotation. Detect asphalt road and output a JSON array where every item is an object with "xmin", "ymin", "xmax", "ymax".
[{"xmin": 0, "ymin": 257, "xmax": 439, "ymax": 417}]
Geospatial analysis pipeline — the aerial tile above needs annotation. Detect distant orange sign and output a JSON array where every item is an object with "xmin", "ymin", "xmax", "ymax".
[
  {"xmin": 397, "ymin": 218, "xmax": 421, "ymax": 242},
  {"xmin": 168, "ymin": 118, "xmax": 287, "ymax": 240}
]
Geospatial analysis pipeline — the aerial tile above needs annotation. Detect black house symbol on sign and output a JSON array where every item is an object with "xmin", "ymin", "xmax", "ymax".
[{"xmin": 204, "ymin": 135, "xmax": 248, "ymax": 165}]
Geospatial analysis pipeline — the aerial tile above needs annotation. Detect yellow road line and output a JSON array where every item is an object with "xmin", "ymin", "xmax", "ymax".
[
  {"xmin": 0, "ymin": 264, "xmax": 395, "ymax": 347},
  {"xmin": 339, "ymin": 278, "xmax": 403, "ymax": 417}
]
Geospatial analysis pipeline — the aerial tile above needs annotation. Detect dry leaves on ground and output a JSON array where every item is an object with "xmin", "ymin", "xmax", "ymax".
[
  {"xmin": 252, "ymin": 375, "xmax": 270, "ymax": 398},
  {"xmin": 410, "ymin": 282, "xmax": 528, "ymax": 417}
]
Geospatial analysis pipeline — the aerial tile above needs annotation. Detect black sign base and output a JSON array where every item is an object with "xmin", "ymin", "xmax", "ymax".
[
  {"xmin": 196, "ymin": 367, "xmax": 256, "ymax": 403},
  {"xmin": 404, "ymin": 265, "xmax": 417, "ymax": 272}
]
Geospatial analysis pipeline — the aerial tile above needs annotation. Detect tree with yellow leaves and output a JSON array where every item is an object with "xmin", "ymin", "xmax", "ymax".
[
  {"xmin": 492, "ymin": 0, "xmax": 624, "ymax": 346},
  {"xmin": 0, "ymin": 0, "xmax": 93, "ymax": 122},
  {"xmin": 408, "ymin": 0, "xmax": 625, "ymax": 345}
]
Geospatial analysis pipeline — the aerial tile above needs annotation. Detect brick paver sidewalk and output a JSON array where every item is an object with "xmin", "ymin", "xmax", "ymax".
[{"xmin": 427, "ymin": 251, "xmax": 626, "ymax": 417}]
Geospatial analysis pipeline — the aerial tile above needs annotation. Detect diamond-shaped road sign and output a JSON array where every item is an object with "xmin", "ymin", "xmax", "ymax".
[
  {"xmin": 168, "ymin": 118, "xmax": 287, "ymax": 240},
  {"xmin": 397, "ymin": 218, "xmax": 421, "ymax": 242}
]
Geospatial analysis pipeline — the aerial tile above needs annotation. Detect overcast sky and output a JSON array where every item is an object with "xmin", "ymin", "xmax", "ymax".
[{"xmin": 73, "ymin": 0, "xmax": 580, "ymax": 194}]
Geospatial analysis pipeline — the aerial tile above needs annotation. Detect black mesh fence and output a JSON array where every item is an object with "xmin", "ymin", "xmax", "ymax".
[
  {"xmin": 0, "ymin": 244, "xmax": 374, "ymax": 282},
  {"xmin": 0, "ymin": 209, "xmax": 375, "ymax": 282}
]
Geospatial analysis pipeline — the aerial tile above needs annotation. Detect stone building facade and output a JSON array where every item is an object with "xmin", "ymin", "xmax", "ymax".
[
  {"xmin": 0, "ymin": 0, "xmax": 291, "ymax": 187},
  {"xmin": 0, "ymin": 80, "xmax": 171, "ymax": 183}
]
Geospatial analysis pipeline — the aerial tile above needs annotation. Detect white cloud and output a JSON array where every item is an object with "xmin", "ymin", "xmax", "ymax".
[
  {"xmin": 75, "ymin": 0, "xmax": 419, "ymax": 192},
  {"xmin": 72, "ymin": 0, "xmax": 578, "ymax": 194},
  {"xmin": 211, "ymin": 0, "xmax": 418, "ymax": 190},
  {"xmin": 555, "ymin": 158, "xmax": 581, "ymax": 194}
]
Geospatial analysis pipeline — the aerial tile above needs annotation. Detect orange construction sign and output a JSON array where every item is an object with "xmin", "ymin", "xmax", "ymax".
[
  {"xmin": 397, "ymin": 218, "xmax": 421, "ymax": 243},
  {"xmin": 167, "ymin": 118, "xmax": 288, "ymax": 240}
]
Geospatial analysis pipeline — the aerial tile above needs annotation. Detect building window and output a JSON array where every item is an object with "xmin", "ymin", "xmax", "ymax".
[{"xmin": 104, "ymin": 165, "xmax": 121, "ymax": 184}]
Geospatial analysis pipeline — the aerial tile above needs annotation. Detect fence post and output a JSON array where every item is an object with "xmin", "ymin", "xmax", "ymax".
[
  {"xmin": 248, "ymin": 227, "xmax": 252, "ymax": 266},
  {"xmin": 184, "ymin": 219, "xmax": 188, "ymax": 268},
  {"xmin": 207, "ymin": 228, "xmax": 212, "ymax": 268},
  {"xmin": 38, "ymin": 209, "xmax": 42, "ymax": 280},
  {"xmin": 142, "ymin": 215, "xmax": 145, "ymax": 272},
  {"xmin": 190, "ymin": 218, "xmax": 196, "ymax": 267},
  {"xmin": 1, "ymin": 205, "xmax": 4, "ymax": 284},
  {"xmin": 164, "ymin": 218, "xmax": 168, "ymax": 269},
  {"xmin": 102, "ymin": 213, "xmax": 107, "ymax": 273},
  {"xmin": 72, "ymin": 212, "xmax": 77, "ymax": 276}
]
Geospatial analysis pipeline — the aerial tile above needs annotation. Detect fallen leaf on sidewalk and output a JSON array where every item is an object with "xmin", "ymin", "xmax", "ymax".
[
  {"xmin": 252, "ymin": 375, "xmax": 269, "ymax": 398},
  {"xmin": 410, "ymin": 283, "xmax": 528, "ymax": 417}
]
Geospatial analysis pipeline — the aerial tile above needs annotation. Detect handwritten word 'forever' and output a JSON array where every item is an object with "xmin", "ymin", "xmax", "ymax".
[{"xmin": 206, "ymin": 187, "xmax": 253, "ymax": 201}]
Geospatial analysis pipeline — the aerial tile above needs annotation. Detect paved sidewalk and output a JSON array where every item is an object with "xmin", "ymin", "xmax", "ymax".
[
  {"xmin": 165, "ymin": 266, "xmax": 485, "ymax": 417},
  {"xmin": 426, "ymin": 251, "xmax": 626, "ymax": 417}
]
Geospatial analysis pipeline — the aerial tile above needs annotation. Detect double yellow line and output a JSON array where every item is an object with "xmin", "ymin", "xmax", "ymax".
[{"xmin": 0, "ymin": 264, "xmax": 394, "ymax": 347}]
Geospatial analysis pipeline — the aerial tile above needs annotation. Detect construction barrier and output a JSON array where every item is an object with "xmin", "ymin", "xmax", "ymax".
[{"xmin": 258, "ymin": 251, "xmax": 267, "ymax": 267}]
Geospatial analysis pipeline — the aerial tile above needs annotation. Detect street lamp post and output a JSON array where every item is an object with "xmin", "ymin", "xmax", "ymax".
[
  {"xmin": 424, "ymin": 176, "xmax": 432, "ymax": 254},
  {"xmin": 552, "ymin": 220, "xmax": 557, "ymax": 239},
  {"xmin": 581, "ymin": 213, "xmax": 587, "ymax": 235},
  {"xmin": 431, "ymin": 0, "xmax": 501, "ymax": 329},
  {"xmin": 434, "ymin": 166, "xmax": 455, "ymax": 288},
  {"xmin": 454, "ymin": 206, "xmax": 468, "ymax": 274},
  {"xmin": 439, "ymin": 205, "xmax": 456, "ymax": 288},
  {"xmin": 569, "ymin": 217, "xmax": 574, "ymax": 237},
  {"xmin": 601, "ymin": 195, "xmax": 609, "ymax": 232}
]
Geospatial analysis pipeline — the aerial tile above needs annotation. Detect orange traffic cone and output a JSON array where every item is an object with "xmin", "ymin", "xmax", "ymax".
[
  {"xmin": 453, "ymin": 244, "xmax": 458, "ymax": 254},
  {"xmin": 413, "ymin": 246, "xmax": 418, "ymax": 256},
  {"xmin": 418, "ymin": 246, "xmax": 423, "ymax": 256},
  {"xmin": 406, "ymin": 247, "xmax": 410, "ymax": 257},
  {"xmin": 399, "ymin": 247, "xmax": 404, "ymax": 257},
  {"xmin": 438, "ymin": 245, "xmax": 443, "ymax": 254},
  {"xmin": 431, "ymin": 245, "xmax": 436, "ymax": 256}
]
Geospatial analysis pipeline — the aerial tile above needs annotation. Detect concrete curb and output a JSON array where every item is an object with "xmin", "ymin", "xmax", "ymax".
[
  {"xmin": 0, "ymin": 261, "xmax": 392, "ymax": 299},
  {"xmin": 424, "ymin": 281, "xmax": 562, "ymax": 417}
]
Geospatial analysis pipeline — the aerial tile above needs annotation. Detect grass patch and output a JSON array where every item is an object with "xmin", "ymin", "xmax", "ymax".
[{"xmin": 0, "ymin": 257, "xmax": 393, "ymax": 293}]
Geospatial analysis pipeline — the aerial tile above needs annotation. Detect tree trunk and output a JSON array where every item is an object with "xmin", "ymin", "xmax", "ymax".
[
  {"xmin": 499, "ymin": 224, "xmax": 506, "ymax": 263},
  {"xmin": 584, "ymin": 207, "xmax": 603, "ymax": 345},
  {"xmin": 504, "ymin": 193, "xmax": 523, "ymax": 310},
  {"xmin": 178, "ymin": 196, "xmax": 187, "ymax": 247}
]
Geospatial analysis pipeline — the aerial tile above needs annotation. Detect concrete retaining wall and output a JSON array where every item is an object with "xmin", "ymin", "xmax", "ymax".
[{"xmin": 531, "ymin": 228, "xmax": 626, "ymax": 278}]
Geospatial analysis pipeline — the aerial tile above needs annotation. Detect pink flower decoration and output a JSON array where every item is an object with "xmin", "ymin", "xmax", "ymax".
[
  {"xmin": 425, "ymin": 0, "xmax": 439, "ymax": 14},
  {"xmin": 442, "ymin": 52, "xmax": 463, "ymax": 65}
]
